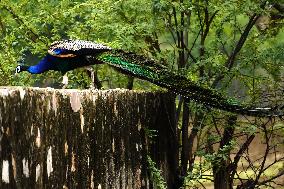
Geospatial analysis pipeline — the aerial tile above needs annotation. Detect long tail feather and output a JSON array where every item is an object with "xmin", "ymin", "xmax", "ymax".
[{"xmin": 97, "ymin": 50, "xmax": 281, "ymax": 117}]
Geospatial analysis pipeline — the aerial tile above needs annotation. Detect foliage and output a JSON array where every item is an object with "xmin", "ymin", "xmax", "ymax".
[
  {"xmin": 147, "ymin": 155, "xmax": 167, "ymax": 189},
  {"xmin": 1, "ymin": 0, "xmax": 284, "ymax": 188}
]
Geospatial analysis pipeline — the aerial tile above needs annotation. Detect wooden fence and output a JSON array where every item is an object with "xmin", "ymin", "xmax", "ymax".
[{"xmin": 0, "ymin": 87, "xmax": 176, "ymax": 189}]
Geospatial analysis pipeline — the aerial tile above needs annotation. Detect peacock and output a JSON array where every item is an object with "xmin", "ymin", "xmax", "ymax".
[{"xmin": 15, "ymin": 39, "xmax": 281, "ymax": 117}]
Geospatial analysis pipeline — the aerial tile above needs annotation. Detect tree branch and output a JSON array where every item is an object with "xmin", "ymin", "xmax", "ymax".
[
  {"xmin": 212, "ymin": 14, "xmax": 260, "ymax": 87},
  {"xmin": 166, "ymin": 12, "xmax": 177, "ymax": 44},
  {"xmin": 172, "ymin": 6, "xmax": 181, "ymax": 48},
  {"xmin": 255, "ymin": 123, "xmax": 271, "ymax": 184},
  {"xmin": 257, "ymin": 169, "xmax": 284, "ymax": 186},
  {"xmin": 230, "ymin": 134, "xmax": 255, "ymax": 176},
  {"xmin": 3, "ymin": 6, "xmax": 44, "ymax": 44},
  {"xmin": 0, "ymin": 17, "xmax": 5, "ymax": 34}
]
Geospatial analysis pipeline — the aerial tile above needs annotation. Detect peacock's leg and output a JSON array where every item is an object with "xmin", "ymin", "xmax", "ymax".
[
  {"xmin": 85, "ymin": 66, "xmax": 95, "ymax": 89},
  {"xmin": 62, "ymin": 74, "xmax": 69, "ymax": 89}
]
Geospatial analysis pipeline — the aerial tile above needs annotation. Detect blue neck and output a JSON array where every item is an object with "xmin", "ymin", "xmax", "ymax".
[{"xmin": 27, "ymin": 54, "xmax": 56, "ymax": 74}]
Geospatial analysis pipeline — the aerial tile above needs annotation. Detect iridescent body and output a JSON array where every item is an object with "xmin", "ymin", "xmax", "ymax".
[{"xmin": 15, "ymin": 39, "xmax": 279, "ymax": 117}]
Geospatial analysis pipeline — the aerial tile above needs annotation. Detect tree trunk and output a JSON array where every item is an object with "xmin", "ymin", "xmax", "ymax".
[
  {"xmin": 213, "ymin": 115, "xmax": 237, "ymax": 189},
  {"xmin": 181, "ymin": 99, "xmax": 190, "ymax": 176}
]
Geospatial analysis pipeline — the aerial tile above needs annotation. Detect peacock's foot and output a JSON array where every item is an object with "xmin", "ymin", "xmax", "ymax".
[{"xmin": 62, "ymin": 74, "xmax": 69, "ymax": 89}]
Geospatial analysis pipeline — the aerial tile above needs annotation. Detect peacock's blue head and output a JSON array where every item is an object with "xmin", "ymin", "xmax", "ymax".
[{"xmin": 15, "ymin": 54, "xmax": 59, "ymax": 74}]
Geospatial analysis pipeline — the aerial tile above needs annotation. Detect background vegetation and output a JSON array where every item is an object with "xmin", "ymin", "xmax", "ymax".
[{"xmin": 1, "ymin": 0, "xmax": 284, "ymax": 188}]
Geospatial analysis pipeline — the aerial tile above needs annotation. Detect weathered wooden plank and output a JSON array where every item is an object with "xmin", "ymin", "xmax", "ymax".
[{"xmin": 0, "ymin": 87, "xmax": 175, "ymax": 189}]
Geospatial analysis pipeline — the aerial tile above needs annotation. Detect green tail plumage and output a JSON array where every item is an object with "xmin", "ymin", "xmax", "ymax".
[{"xmin": 98, "ymin": 50, "xmax": 279, "ymax": 117}]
